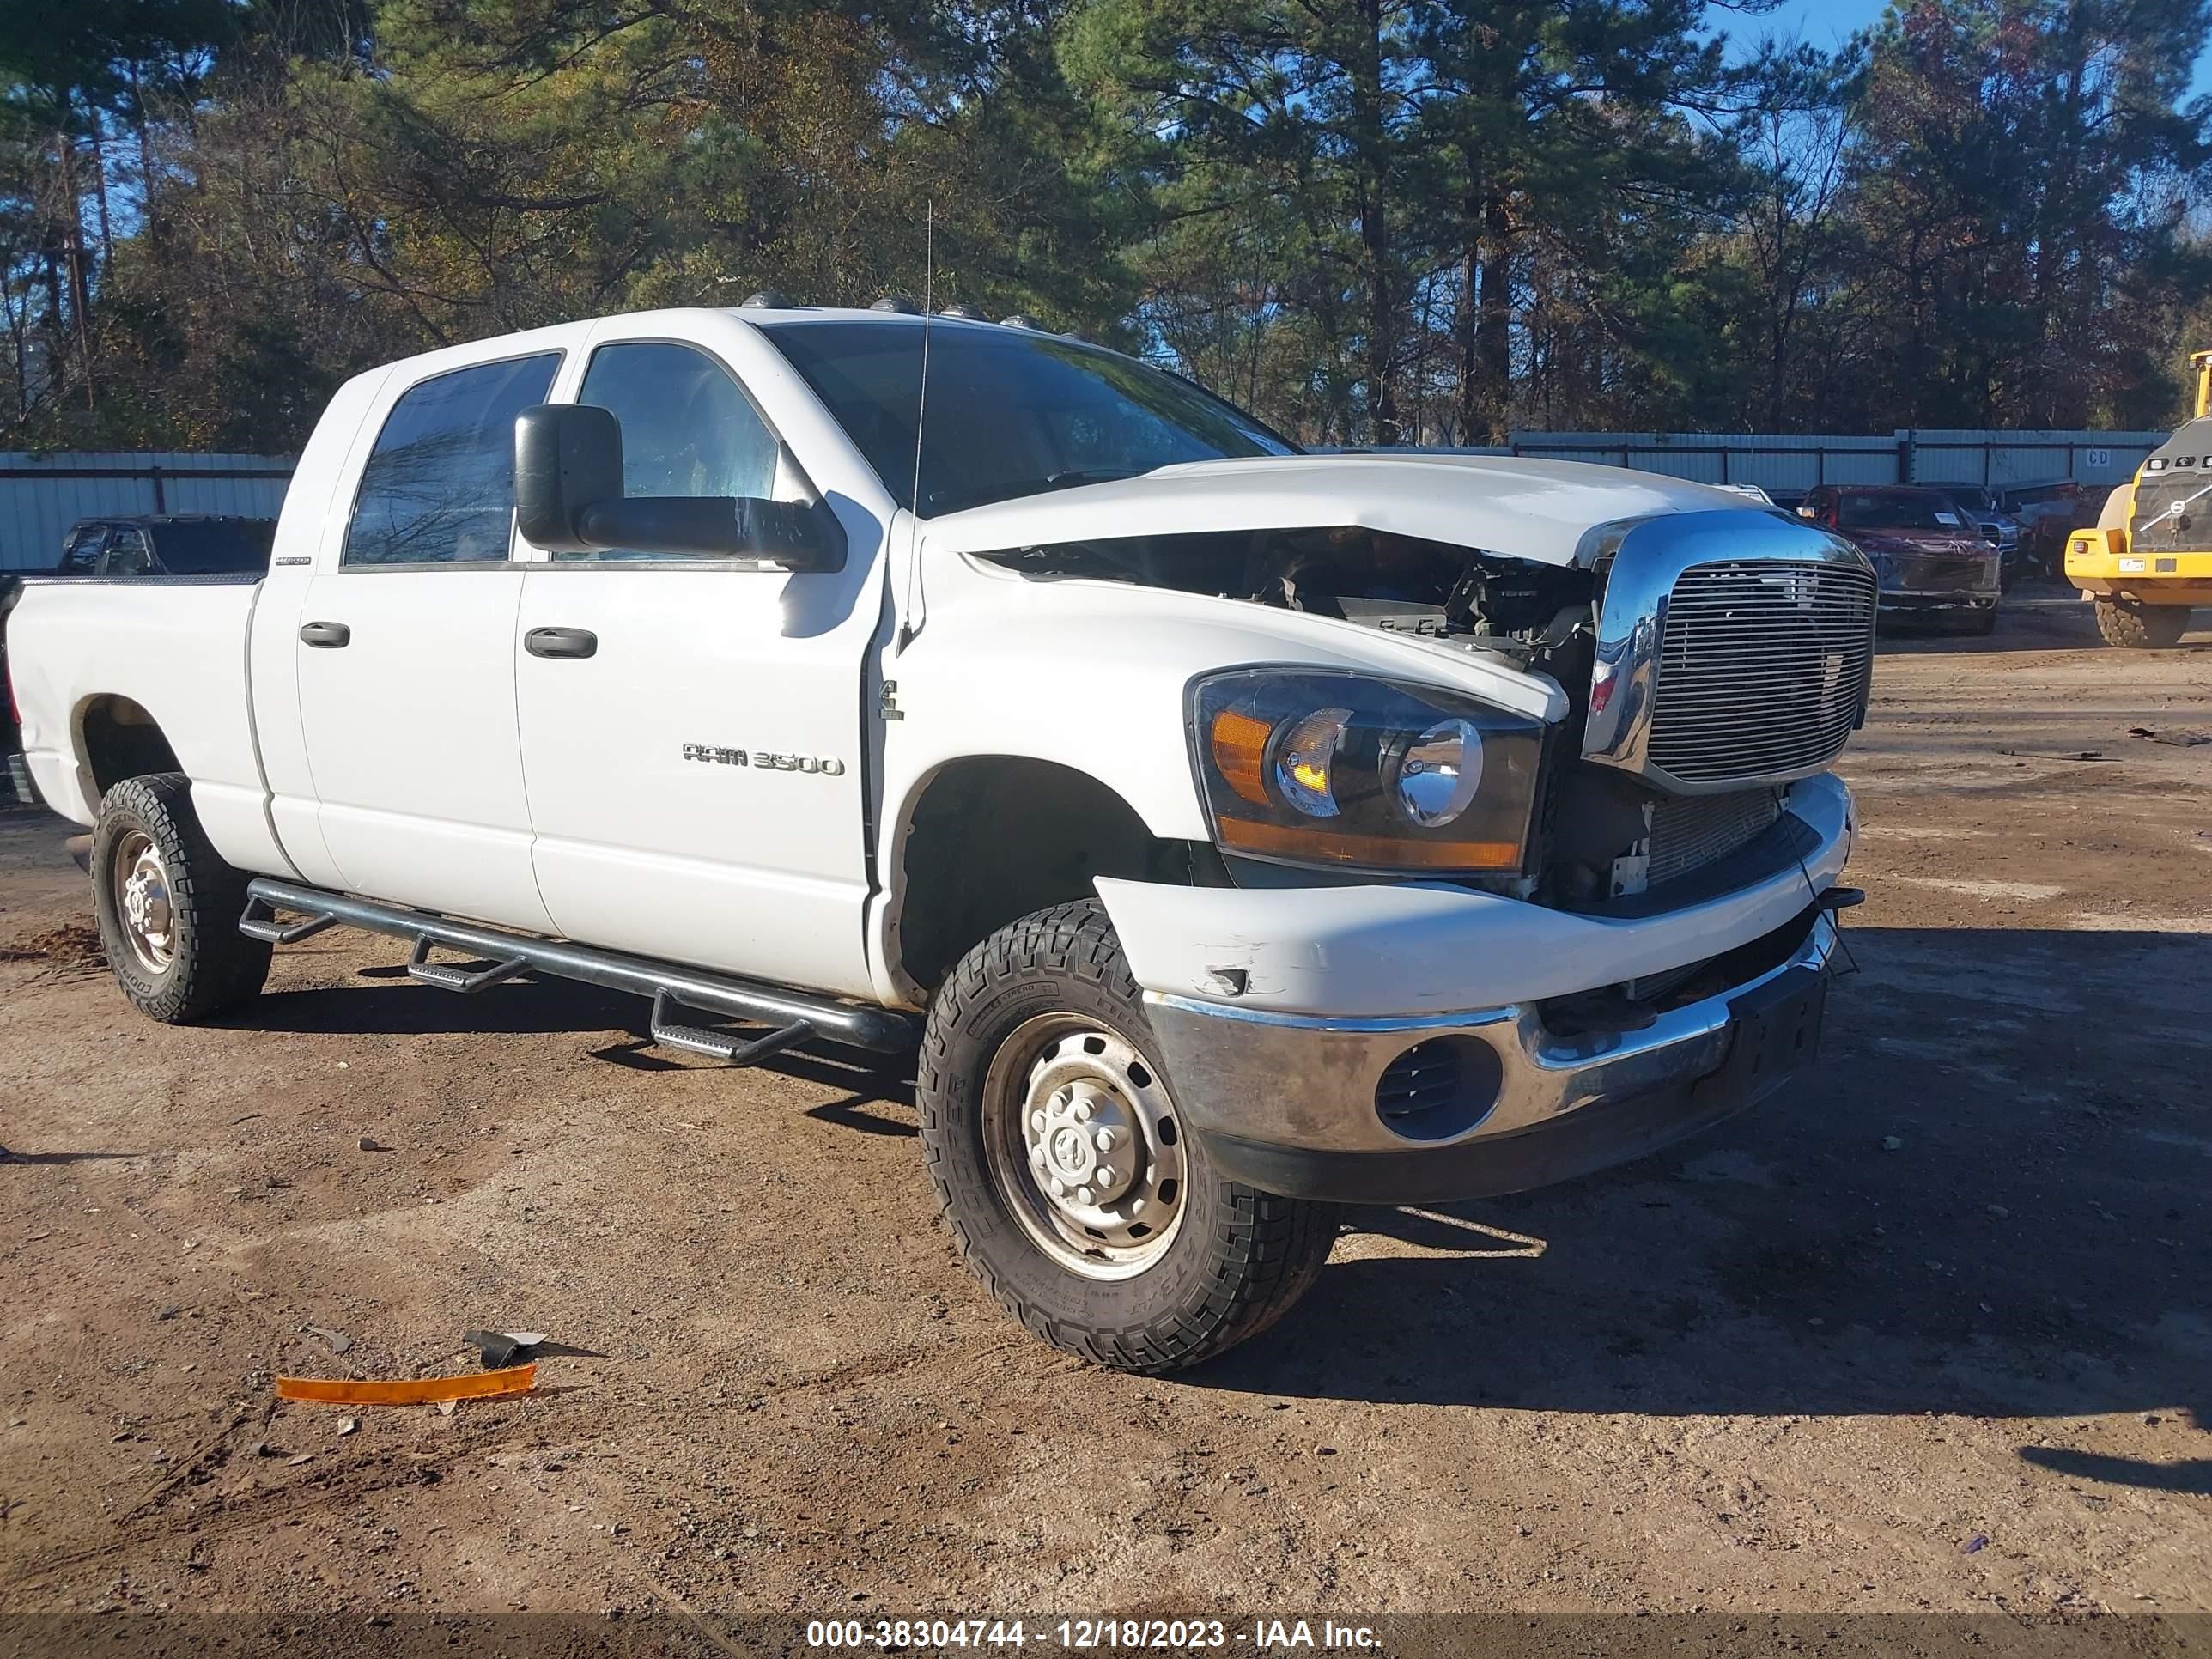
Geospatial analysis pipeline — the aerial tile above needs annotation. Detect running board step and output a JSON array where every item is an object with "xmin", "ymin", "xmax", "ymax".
[
  {"xmin": 650, "ymin": 991, "xmax": 815, "ymax": 1067},
  {"xmin": 240, "ymin": 896, "xmax": 339, "ymax": 945},
  {"xmin": 236, "ymin": 877, "xmax": 914, "ymax": 1056},
  {"xmin": 407, "ymin": 937, "xmax": 530, "ymax": 994}
]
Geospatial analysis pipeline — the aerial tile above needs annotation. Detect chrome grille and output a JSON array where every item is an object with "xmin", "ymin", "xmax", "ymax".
[
  {"xmin": 1647, "ymin": 560, "xmax": 1875, "ymax": 787},
  {"xmin": 1647, "ymin": 789, "xmax": 1783, "ymax": 888}
]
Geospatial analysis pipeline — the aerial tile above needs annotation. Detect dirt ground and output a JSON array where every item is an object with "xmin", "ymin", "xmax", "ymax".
[{"xmin": 1, "ymin": 591, "xmax": 2207, "ymax": 1629}]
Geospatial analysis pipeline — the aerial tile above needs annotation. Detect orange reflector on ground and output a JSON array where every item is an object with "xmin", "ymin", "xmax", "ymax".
[{"xmin": 276, "ymin": 1363, "xmax": 535, "ymax": 1405}]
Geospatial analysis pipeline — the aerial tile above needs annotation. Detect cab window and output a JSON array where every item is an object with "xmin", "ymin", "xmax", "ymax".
[
  {"xmin": 59, "ymin": 524, "xmax": 108, "ymax": 574},
  {"xmin": 562, "ymin": 341, "xmax": 781, "ymax": 562},
  {"xmin": 101, "ymin": 526, "xmax": 155, "ymax": 577},
  {"xmin": 344, "ymin": 353, "xmax": 562, "ymax": 567}
]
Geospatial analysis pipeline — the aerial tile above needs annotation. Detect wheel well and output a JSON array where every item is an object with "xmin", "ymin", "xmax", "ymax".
[
  {"xmin": 78, "ymin": 696, "xmax": 181, "ymax": 798},
  {"xmin": 894, "ymin": 757, "xmax": 1212, "ymax": 994}
]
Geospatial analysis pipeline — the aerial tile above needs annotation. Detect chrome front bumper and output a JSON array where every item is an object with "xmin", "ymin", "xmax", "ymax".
[{"xmin": 1145, "ymin": 909, "xmax": 1838, "ymax": 1204}]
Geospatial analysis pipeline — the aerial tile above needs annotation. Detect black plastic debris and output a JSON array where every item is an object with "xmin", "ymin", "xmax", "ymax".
[{"xmin": 463, "ymin": 1329, "xmax": 547, "ymax": 1370}]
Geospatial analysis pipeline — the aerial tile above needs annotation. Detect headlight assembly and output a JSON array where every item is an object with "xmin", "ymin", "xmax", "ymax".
[{"xmin": 1189, "ymin": 670, "xmax": 1545, "ymax": 873}]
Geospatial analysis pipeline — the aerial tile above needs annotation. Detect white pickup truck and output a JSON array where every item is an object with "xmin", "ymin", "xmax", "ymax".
[{"xmin": 6, "ymin": 304, "xmax": 1870, "ymax": 1370}]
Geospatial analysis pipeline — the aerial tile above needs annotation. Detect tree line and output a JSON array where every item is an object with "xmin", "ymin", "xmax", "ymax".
[{"xmin": 3, "ymin": 0, "xmax": 2208, "ymax": 456}]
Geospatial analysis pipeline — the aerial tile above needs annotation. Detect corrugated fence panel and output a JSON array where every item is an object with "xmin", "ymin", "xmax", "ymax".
[
  {"xmin": 0, "ymin": 453, "xmax": 294, "ymax": 570},
  {"xmin": 1498, "ymin": 429, "xmax": 2167, "ymax": 495}
]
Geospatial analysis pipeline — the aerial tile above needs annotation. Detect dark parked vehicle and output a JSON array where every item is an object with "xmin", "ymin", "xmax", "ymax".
[
  {"xmin": 1990, "ymin": 480, "xmax": 2085, "ymax": 574},
  {"xmin": 1919, "ymin": 482, "xmax": 2026, "ymax": 577},
  {"xmin": 1797, "ymin": 485, "xmax": 2002, "ymax": 634},
  {"xmin": 57, "ymin": 515, "xmax": 276, "ymax": 580}
]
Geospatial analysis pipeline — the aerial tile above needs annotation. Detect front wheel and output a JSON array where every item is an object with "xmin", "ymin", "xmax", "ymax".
[
  {"xmin": 2094, "ymin": 598, "xmax": 2190, "ymax": 649},
  {"xmin": 916, "ymin": 900, "xmax": 1336, "ymax": 1372}
]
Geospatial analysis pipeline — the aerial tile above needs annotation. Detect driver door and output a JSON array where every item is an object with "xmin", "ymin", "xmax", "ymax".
[{"xmin": 513, "ymin": 327, "xmax": 882, "ymax": 999}]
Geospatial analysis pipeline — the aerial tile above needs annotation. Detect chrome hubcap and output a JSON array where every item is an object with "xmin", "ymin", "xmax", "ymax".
[
  {"xmin": 113, "ymin": 830, "xmax": 176, "ymax": 974},
  {"xmin": 984, "ymin": 1017, "xmax": 1187, "ymax": 1279}
]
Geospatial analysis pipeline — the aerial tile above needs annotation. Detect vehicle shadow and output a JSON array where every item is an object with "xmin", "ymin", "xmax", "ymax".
[
  {"xmin": 1193, "ymin": 925, "xmax": 2211, "ymax": 1468},
  {"xmin": 237, "ymin": 968, "xmax": 920, "ymax": 1122}
]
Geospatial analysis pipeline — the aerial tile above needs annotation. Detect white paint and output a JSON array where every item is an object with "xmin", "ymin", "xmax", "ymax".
[
  {"xmin": 1097, "ymin": 775, "xmax": 1851, "ymax": 1018},
  {"xmin": 924, "ymin": 449, "xmax": 1759, "ymax": 568}
]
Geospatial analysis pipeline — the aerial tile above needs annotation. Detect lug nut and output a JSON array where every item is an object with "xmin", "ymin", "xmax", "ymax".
[
  {"xmin": 1095, "ymin": 1128, "xmax": 1115, "ymax": 1152},
  {"xmin": 1075, "ymin": 1187, "xmax": 1094, "ymax": 1206},
  {"xmin": 1048, "ymin": 1176, "xmax": 1066, "ymax": 1197},
  {"xmin": 1096, "ymin": 1167, "xmax": 1117, "ymax": 1189},
  {"xmin": 1073, "ymin": 1101, "xmax": 1094, "ymax": 1123},
  {"xmin": 1031, "ymin": 1109, "xmax": 1047, "ymax": 1133}
]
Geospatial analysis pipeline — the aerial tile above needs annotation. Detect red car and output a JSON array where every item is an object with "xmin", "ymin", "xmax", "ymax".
[{"xmin": 1797, "ymin": 485, "xmax": 2002, "ymax": 635}]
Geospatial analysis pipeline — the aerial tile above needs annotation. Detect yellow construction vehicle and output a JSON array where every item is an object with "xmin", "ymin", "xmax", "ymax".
[{"xmin": 2065, "ymin": 350, "xmax": 2212, "ymax": 647}]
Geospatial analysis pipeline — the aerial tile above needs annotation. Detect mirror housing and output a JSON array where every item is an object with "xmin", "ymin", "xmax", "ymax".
[{"xmin": 514, "ymin": 404, "xmax": 844, "ymax": 570}]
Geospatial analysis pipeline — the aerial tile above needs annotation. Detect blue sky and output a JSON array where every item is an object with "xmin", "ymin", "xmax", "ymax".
[{"xmin": 1710, "ymin": 0, "xmax": 2212, "ymax": 97}]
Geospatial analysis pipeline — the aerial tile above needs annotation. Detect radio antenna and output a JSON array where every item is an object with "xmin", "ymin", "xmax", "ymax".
[{"xmin": 896, "ymin": 202, "xmax": 933, "ymax": 653}]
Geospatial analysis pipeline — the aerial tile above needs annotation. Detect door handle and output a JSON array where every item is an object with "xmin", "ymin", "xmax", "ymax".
[
  {"xmin": 299, "ymin": 621, "xmax": 350, "ymax": 648},
  {"xmin": 525, "ymin": 626, "xmax": 599, "ymax": 660}
]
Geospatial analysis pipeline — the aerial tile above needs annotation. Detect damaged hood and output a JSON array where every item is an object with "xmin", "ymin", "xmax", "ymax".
[{"xmin": 920, "ymin": 453, "xmax": 1764, "ymax": 567}]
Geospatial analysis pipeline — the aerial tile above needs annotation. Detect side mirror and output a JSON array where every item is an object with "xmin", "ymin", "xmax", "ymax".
[{"xmin": 514, "ymin": 404, "xmax": 845, "ymax": 571}]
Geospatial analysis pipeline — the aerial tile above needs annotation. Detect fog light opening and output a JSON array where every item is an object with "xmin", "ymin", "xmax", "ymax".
[{"xmin": 1374, "ymin": 1038, "xmax": 1503, "ymax": 1144}]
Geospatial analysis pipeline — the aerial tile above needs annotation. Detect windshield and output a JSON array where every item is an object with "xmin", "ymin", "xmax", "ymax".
[
  {"xmin": 151, "ymin": 520, "xmax": 276, "ymax": 574},
  {"xmin": 761, "ymin": 320, "xmax": 1297, "ymax": 515},
  {"xmin": 1837, "ymin": 492, "xmax": 1966, "ymax": 532},
  {"xmin": 1934, "ymin": 485, "xmax": 1992, "ymax": 511}
]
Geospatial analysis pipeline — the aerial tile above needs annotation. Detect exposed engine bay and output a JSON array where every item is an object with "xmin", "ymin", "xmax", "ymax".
[
  {"xmin": 981, "ymin": 526, "xmax": 1595, "ymax": 683},
  {"xmin": 983, "ymin": 526, "xmax": 1790, "ymax": 911}
]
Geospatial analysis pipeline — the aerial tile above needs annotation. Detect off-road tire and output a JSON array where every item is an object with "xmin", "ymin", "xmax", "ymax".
[
  {"xmin": 916, "ymin": 899, "xmax": 1336, "ymax": 1372},
  {"xmin": 1962, "ymin": 608, "xmax": 1997, "ymax": 636},
  {"xmin": 90, "ymin": 773, "xmax": 270, "ymax": 1023},
  {"xmin": 2093, "ymin": 598, "xmax": 2190, "ymax": 649}
]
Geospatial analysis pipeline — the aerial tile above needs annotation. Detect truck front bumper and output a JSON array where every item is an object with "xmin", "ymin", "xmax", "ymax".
[{"xmin": 1097, "ymin": 773, "xmax": 1852, "ymax": 1205}]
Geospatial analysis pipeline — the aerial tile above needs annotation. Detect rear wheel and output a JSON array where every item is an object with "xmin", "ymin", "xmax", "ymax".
[
  {"xmin": 2094, "ymin": 598, "xmax": 2190, "ymax": 649},
  {"xmin": 90, "ymin": 774, "xmax": 270, "ymax": 1023},
  {"xmin": 916, "ymin": 900, "xmax": 1336, "ymax": 1372}
]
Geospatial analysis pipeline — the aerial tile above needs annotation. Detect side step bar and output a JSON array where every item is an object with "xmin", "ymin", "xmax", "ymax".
[{"xmin": 238, "ymin": 877, "xmax": 914, "ymax": 1057}]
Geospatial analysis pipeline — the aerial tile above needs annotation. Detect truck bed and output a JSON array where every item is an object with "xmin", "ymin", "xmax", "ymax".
[{"xmin": 7, "ymin": 574, "xmax": 283, "ymax": 877}]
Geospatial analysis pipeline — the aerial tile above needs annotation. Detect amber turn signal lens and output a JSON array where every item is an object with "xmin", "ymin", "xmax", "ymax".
[
  {"xmin": 1209, "ymin": 708, "xmax": 1273, "ymax": 807},
  {"xmin": 1217, "ymin": 816, "xmax": 1522, "ymax": 871}
]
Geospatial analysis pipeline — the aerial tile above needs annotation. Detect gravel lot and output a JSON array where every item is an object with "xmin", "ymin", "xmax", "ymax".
[{"xmin": 1, "ymin": 593, "xmax": 2207, "ymax": 1625}]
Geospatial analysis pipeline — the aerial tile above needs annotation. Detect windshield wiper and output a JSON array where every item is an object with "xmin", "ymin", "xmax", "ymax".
[{"xmin": 1041, "ymin": 468, "xmax": 1146, "ymax": 489}]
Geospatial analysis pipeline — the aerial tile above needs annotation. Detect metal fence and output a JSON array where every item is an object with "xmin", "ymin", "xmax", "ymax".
[
  {"xmin": 1500, "ymin": 428, "xmax": 2165, "ymax": 492},
  {"xmin": 0, "ymin": 452, "xmax": 295, "ymax": 572}
]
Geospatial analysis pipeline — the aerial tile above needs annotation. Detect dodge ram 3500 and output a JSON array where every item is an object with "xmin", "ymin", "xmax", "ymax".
[{"xmin": 6, "ymin": 305, "xmax": 1871, "ymax": 1371}]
